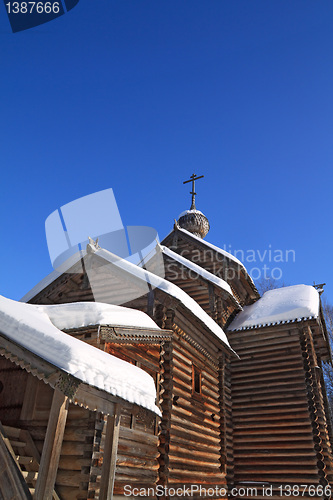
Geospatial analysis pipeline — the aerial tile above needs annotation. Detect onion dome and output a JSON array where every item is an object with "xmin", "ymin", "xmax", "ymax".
[
  {"xmin": 177, "ymin": 173, "xmax": 210, "ymax": 238},
  {"xmin": 177, "ymin": 209, "xmax": 210, "ymax": 238}
]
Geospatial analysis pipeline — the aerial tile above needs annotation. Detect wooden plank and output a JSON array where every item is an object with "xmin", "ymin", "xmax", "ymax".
[
  {"xmin": 34, "ymin": 389, "xmax": 69, "ymax": 500},
  {"xmin": 74, "ymin": 384, "xmax": 132, "ymax": 415},
  {"xmin": 20, "ymin": 376, "xmax": 39, "ymax": 420},
  {"xmin": 99, "ymin": 405, "xmax": 121, "ymax": 500}
]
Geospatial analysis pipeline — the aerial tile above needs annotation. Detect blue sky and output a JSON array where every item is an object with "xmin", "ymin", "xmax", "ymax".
[{"xmin": 0, "ymin": 1, "xmax": 332, "ymax": 303}]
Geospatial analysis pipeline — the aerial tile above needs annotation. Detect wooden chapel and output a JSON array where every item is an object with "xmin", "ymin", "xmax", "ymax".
[{"xmin": 1, "ymin": 174, "xmax": 332, "ymax": 500}]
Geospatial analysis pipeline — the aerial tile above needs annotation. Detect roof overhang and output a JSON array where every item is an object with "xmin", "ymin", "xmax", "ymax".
[{"xmin": 0, "ymin": 330, "xmax": 160, "ymax": 416}]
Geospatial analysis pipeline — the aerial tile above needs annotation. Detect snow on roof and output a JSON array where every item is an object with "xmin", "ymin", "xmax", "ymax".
[
  {"xmin": 176, "ymin": 226, "xmax": 245, "ymax": 267},
  {"xmin": 173, "ymin": 227, "xmax": 259, "ymax": 291},
  {"xmin": 92, "ymin": 247, "xmax": 235, "ymax": 354},
  {"xmin": 0, "ymin": 295, "xmax": 161, "ymax": 414},
  {"xmin": 21, "ymin": 245, "xmax": 235, "ymax": 354},
  {"xmin": 38, "ymin": 301, "xmax": 161, "ymax": 331},
  {"xmin": 178, "ymin": 209, "xmax": 205, "ymax": 218},
  {"xmin": 161, "ymin": 245, "xmax": 237, "ymax": 299},
  {"xmin": 228, "ymin": 285, "xmax": 320, "ymax": 332}
]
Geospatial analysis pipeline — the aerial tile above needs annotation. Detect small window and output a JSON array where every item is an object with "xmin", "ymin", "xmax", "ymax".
[{"xmin": 192, "ymin": 365, "xmax": 202, "ymax": 395}]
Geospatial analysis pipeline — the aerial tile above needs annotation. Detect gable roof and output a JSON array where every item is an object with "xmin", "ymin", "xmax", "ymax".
[
  {"xmin": 21, "ymin": 244, "xmax": 236, "ymax": 356},
  {"xmin": 175, "ymin": 226, "xmax": 246, "ymax": 267},
  {"xmin": 162, "ymin": 225, "xmax": 259, "ymax": 304},
  {"xmin": 88, "ymin": 246, "xmax": 236, "ymax": 354},
  {"xmin": 228, "ymin": 285, "xmax": 320, "ymax": 332},
  {"xmin": 143, "ymin": 243, "xmax": 241, "ymax": 309},
  {"xmin": 164, "ymin": 224, "xmax": 247, "ymax": 269},
  {"xmin": 161, "ymin": 245, "xmax": 235, "ymax": 295},
  {"xmin": 0, "ymin": 295, "xmax": 161, "ymax": 415}
]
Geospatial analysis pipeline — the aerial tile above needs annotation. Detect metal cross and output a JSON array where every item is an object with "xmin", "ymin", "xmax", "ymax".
[{"xmin": 183, "ymin": 173, "xmax": 204, "ymax": 210}]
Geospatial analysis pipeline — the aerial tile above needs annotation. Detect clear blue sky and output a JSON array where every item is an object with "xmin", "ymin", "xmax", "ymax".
[{"xmin": 0, "ymin": 1, "xmax": 332, "ymax": 303}]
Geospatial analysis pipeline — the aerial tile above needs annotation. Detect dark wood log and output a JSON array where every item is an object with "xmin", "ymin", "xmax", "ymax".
[{"xmin": 35, "ymin": 389, "xmax": 69, "ymax": 500}]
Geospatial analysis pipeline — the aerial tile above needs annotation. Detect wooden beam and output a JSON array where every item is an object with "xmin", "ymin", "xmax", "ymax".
[
  {"xmin": 34, "ymin": 389, "xmax": 69, "ymax": 500},
  {"xmin": 99, "ymin": 404, "xmax": 121, "ymax": 500},
  {"xmin": 20, "ymin": 376, "xmax": 39, "ymax": 420}
]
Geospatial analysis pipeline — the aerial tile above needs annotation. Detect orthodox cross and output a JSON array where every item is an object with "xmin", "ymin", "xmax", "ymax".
[{"xmin": 183, "ymin": 173, "xmax": 204, "ymax": 210}]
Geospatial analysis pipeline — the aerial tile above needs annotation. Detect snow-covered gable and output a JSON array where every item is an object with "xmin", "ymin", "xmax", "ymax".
[
  {"xmin": 176, "ymin": 226, "xmax": 246, "ymax": 268},
  {"xmin": 93, "ymin": 247, "xmax": 235, "ymax": 355},
  {"xmin": 161, "ymin": 246, "xmax": 238, "ymax": 298},
  {"xmin": 228, "ymin": 285, "xmax": 320, "ymax": 332},
  {"xmin": 164, "ymin": 226, "xmax": 258, "ymax": 295},
  {"xmin": 160, "ymin": 246, "xmax": 241, "ymax": 311},
  {"xmin": 0, "ymin": 295, "xmax": 161, "ymax": 415},
  {"xmin": 21, "ymin": 244, "xmax": 235, "ymax": 355}
]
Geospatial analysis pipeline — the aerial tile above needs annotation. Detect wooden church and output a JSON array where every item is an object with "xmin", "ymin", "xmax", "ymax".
[{"xmin": 0, "ymin": 175, "xmax": 332, "ymax": 500}]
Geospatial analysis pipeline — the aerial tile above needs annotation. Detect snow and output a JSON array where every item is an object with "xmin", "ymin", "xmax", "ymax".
[
  {"xmin": 175, "ymin": 227, "xmax": 248, "ymax": 270},
  {"xmin": 93, "ymin": 247, "xmax": 235, "ymax": 354},
  {"xmin": 39, "ymin": 301, "xmax": 161, "ymax": 331},
  {"xmin": 161, "ymin": 245, "xmax": 235, "ymax": 298},
  {"xmin": 175, "ymin": 227, "xmax": 257, "ymax": 288},
  {"xmin": 178, "ymin": 209, "xmax": 205, "ymax": 218},
  {"xmin": 228, "ymin": 285, "xmax": 320, "ymax": 331},
  {"xmin": 21, "ymin": 243, "xmax": 235, "ymax": 354},
  {"xmin": 0, "ymin": 295, "xmax": 161, "ymax": 415}
]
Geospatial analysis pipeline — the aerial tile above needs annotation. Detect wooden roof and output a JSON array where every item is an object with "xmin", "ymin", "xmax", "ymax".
[
  {"xmin": 23, "ymin": 247, "xmax": 236, "ymax": 356},
  {"xmin": 0, "ymin": 329, "xmax": 147, "ymax": 416},
  {"xmin": 162, "ymin": 225, "xmax": 259, "ymax": 306},
  {"xmin": 145, "ymin": 245, "xmax": 242, "ymax": 328}
]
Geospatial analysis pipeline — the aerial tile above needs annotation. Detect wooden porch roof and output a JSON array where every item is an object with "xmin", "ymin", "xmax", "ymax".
[{"xmin": 0, "ymin": 329, "xmax": 154, "ymax": 416}]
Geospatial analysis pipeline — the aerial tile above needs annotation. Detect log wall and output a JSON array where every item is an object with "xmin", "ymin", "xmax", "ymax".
[
  {"xmin": 88, "ymin": 342, "xmax": 160, "ymax": 499},
  {"xmin": 165, "ymin": 324, "xmax": 228, "ymax": 499},
  {"xmin": 0, "ymin": 357, "xmax": 29, "ymax": 423},
  {"xmin": 229, "ymin": 323, "xmax": 333, "ymax": 499}
]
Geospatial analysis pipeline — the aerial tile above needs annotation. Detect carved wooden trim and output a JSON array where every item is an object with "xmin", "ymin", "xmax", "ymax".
[
  {"xmin": 158, "ymin": 340, "xmax": 173, "ymax": 487},
  {"xmin": 100, "ymin": 326, "xmax": 172, "ymax": 344},
  {"xmin": 55, "ymin": 373, "xmax": 80, "ymax": 399},
  {"xmin": 155, "ymin": 303, "xmax": 167, "ymax": 329}
]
